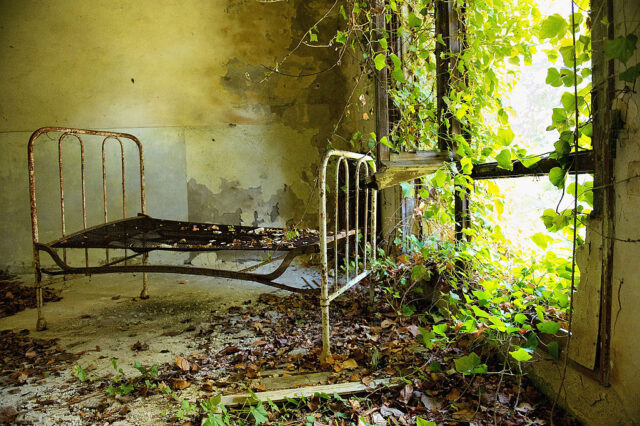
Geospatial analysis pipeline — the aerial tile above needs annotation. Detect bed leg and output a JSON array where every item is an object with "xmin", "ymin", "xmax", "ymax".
[
  {"xmin": 34, "ymin": 265, "xmax": 47, "ymax": 331},
  {"xmin": 368, "ymin": 280, "xmax": 375, "ymax": 310},
  {"xmin": 320, "ymin": 299, "xmax": 331, "ymax": 362},
  {"xmin": 139, "ymin": 253, "xmax": 149, "ymax": 299}
]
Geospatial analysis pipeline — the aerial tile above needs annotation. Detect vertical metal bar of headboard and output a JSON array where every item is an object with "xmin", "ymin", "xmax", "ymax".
[
  {"xmin": 334, "ymin": 157, "xmax": 349, "ymax": 288},
  {"xmin": 58, "ymin": 132, "xmax": 88, "ymax": 269},
  {"xmin": 129, "ymin": 134, "xmax": 148, "ymax": 298},
  {"xmin": 354, "ymin": 159, "xmax": 370, "ymax": 275},
  {"xmin": 101, "ymin": 136, "xmax": 126, "ymax": 263},
  {"xmin": 319, "ymin": 152, "xmax": 331, "ymax": 362}
]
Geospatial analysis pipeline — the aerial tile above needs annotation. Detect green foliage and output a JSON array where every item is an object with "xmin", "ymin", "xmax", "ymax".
[
  {"xmin": 73, "ymin": 364, "xmax": 87, "ymax": 382},
  {"xmin": 495, "ymin": 149, "xmax": 513, "ymax": 171},
  {"xmin": 509, "ymin": 347, "xmax": 533, "ymax": 362},
  {"xmin": 605, "ymin": 34, "xmax": 638, "ymax": 64},
  {"xmin": 454, "ymin": 352, "xmax": 488, "ymax": 375},
  {"xmin": 536, "ymin": 320, "xmax": 561, "ymax": 335}
]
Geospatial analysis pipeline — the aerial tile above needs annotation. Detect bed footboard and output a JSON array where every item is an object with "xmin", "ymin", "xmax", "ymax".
[{"xmin": 319, "ymin": 150, "xmax": 377, "ymax": 361}]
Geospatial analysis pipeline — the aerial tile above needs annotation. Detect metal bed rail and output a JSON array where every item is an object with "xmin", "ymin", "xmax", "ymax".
[
  {"xmin": 319, "ymin": 150, "xmax": 377, "ymax": 361},
  {"xmin": 28, "ymin": 127, "xmax": 147, "ymax": 330}
]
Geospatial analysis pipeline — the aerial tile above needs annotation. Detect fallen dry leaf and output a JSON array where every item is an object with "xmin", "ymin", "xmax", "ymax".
[
  {"xmin": 400, "ymin": 383, "xmax": 413, "ymax": 404},
  {"xmin": 341, "ymin": 358, "xmax": 359, "ymax": 370},
  {"xmin": 175, "ymin": 356, "xmax": 190, "ymax": 371},
  {"xmin": 219, "ymin": 345, "xmax": 239, "ymax": 356},
  {"xmin": 381, "ymin": 319, "xmax": 395, "ymax": 329},
  {"xmin": 452, "ymin": 408, "xmax": 476, "ymax": 421},
  {"xmin": 446, "ymin": 388, "xmax": 461, "ymax": 401},
  {"xmin": 170, "ymin": 378, "xmax": 191, "ymax": 390}
]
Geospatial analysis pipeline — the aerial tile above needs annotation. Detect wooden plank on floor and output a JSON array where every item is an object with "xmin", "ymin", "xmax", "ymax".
[
  {"xmin": 220, "ymin": 378, "xmax": 397, "ymax": 407},
  {"xmin": 260, "ymin": 371, "xmax": 332, "ymax": 390}
]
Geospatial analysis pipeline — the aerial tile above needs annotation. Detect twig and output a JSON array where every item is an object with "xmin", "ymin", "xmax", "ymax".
[{"xmin": 551, "ymin": 1, "xmax": 581, "ymax": 422}]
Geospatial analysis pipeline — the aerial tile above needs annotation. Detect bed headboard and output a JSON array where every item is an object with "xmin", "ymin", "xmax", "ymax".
[{"xmin": 28, "ymin": 127, "xmax": 146, "ymax": 251}]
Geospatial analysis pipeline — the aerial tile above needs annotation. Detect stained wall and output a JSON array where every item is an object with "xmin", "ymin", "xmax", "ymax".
[{"xmin": 0, "ymin": 0, "xmax": 369, "ymax": 272}]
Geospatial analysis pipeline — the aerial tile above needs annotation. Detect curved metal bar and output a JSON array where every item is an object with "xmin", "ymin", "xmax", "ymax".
[
  {"xmin": 36, "ymin": 243, "xmax": 317, "ymax": 295},
  {"xmin": 58, "ymin": 132, "xmax": 88, "ymax": 268},
  {"xmin": 319, "ymin": 150, "xmax": 375, "ymax": 362},
  {"xmin": 28, "ymin": 126, "xmax": 147, "ymax": 329},
  {"xmin": 354, "ymin": 158, "xmax": 371, "ymax": 275},
  {"xmin": 101, "ymin": 136, "xmax": 126, "ymax": 222},
  {"xmin": 58, "ymin": 133, "xmax": 86, "ymax": 236},
  {"xmin": 334, "ymin": 157, "xmax": 349, "ymax": 289},
  {"xmin": 102, "ymin": 136, "xmax": 126, "ymax": 264}
]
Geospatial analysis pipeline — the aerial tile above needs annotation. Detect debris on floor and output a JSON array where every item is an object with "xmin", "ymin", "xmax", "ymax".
[
  {"xmin": 0, "ymin": 280, "xmax": 579, "ymax": 425},
  {"xmin": 0, "ymin": 274, "xmax": 61, "ymax": 318}
]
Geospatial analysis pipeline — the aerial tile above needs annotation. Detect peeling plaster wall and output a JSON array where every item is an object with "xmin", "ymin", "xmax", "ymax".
[
  {"xmin": 0, "ymin": 0, "xmax": 367, "ymax": 272},
  {"xmin": 527, "ymin": 0, "xmax": 640, "ymax": 423}
]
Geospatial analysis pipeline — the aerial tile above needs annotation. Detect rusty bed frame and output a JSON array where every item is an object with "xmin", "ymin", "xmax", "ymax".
[{"xmin": 28, "ymin": 127, "xmax": 376, "ymax": 360}]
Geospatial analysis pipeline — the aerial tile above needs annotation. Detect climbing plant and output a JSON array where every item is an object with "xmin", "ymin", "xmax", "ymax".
[{"xmin": 263, "ymin": 0, "xmax": 639, "ymax": 371}]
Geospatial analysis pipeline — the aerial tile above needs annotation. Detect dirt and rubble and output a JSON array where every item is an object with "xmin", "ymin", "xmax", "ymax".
[{"xmin": 0, "ymin": 263, "xmax": 577, "ymax": 425}]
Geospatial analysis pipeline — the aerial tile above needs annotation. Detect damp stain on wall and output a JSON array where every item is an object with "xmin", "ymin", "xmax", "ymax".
[{"xmin": 187, "ymin": 178, "xmax": 305, "ymax": 227}]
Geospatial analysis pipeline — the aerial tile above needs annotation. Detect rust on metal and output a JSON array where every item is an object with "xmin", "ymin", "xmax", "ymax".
[
  {"xmin": 29, "ymin": 128, "xmax": 377, "ymax": 362},
  {"xmin": 101, "ymin": 135, "xmax": 127, "ymax": 263},
  {"xmin": 319, "ymin": 150, "xmax": 376, "ymax": 362},
  {"xmin": 29, "ymin": 127, "xmax": 146, "ymax": 329}
]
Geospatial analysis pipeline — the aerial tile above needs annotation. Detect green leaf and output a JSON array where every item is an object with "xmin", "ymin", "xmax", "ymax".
[
  {"xmin": 428, "ymin": 361, "xmax": 443, "ymax": 373},
  {"xmin": 548, "ymin": 167, "xmax": 566, "ymax": 189},
  {"xmin": 531, "ymin": 232, "xmax": 553, "ymax": 249},
  {"xmin": 378, "ymin": 38, "xmax": 388, "ymax": 50},
  {"xmin": 547, "ymin": 341, "xmax": 560, "ymax": 360},
  {"xmin": 495, "ymin": 149, "xmax": 513, "ymax": 171},
  {"xmin": 250, "ymin": 403, "xmax": 269, "ymax": 425},
  {"xmin": 620, "ymin": 63, "xmax": 640, "ymax": 82},
  {"xmin": 408, "ymin": 12, "xmax": 422, "ymax": 28},
  {"xmin": 521, "ymin": 155, "xmax": 541, "ymax": 168},
  {"xmin": 432, "ymin": 323, "xmax": 448, "ymax": 336},
  {"xmin": 460, "ymin": 157, "xmax": 473, "ymax": 175},
  {"xmin": 537, "ymin": 320, "xmax": 561, "ymax": 335},
  {"xmin": 560, "ymin": 92, "xmax": 576, "ymax": 111},
  {"xmin": 390, "ymin": 53, "xmax": 402, "ymax": 69},
  {"xmin": 454, "ymin": 352, "xmax": 485, "ymax": 375},
  {"xmin": 497, "ymin": 128, "xmax": 515, "ymax": 146},
  {"xmin": 402, "ymin": 304, "xmax": 416, "ymax": 316},
  {"xmin": 433, "ymin": 169, "xmax": 447, "ymax": 187},
  {"xmin": 374, "ymin": 53, "xmax": 387, "ymax": 71},
  {"xmin": 309, "ymin": 32, "xmax": 318, "ymax": 42},
  {"xmin": 417, "ymin": 327, "xmax": 436, "ymax": 349},
  {"xmin": 335, "ymin": 30, "xmax": 347, "ymax": 45},
  {"xmin": 545, "ymin": 67, "xmax": 563, "ymax": 87},
  {"xmin": 472, "ymin": 305, "xmax": 490, "ymax": 318},
  {"xmin": 379, "ymin": 136, "xmax": 393, "ymax": 149},
  {"xmin": 605, "ymin": 34, "xmax": 638, "ymax": 64},
  {"xmin": 510, "ymin": 347, "xmax": 533, "ymax": 362},
  {"xmin": 554, "ymin": 139, "xmax": 571, "ymax": 157},
  {"xmin": 581, "ymin": 122, "xmax": 593, "ymax": 138},
  {"xmin": 411, "ymin": 264, "xmax": 427, "ymax": 281},
  {"xmin": 339, "ymin": 5, "xmax": 347, "ymax": 20},
  {"xmin": 539, "ymin": 14, "xmax": 568, "ymax": 40},
  {"xmin": 73, "ymin": 365, "xmax": 86, "ymax": 382},
  {"xmin": 416, "ymin": 418, "xmax": 437, "ymax": 426},
  {"xmin": 514, "ymin": 313, "xmax": 528, "ymax": 324},
  {"xmin": 559, "ymin": 45, "xmax": 576, "ymax": 68}
]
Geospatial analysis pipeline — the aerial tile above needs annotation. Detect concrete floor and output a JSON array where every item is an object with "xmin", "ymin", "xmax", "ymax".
[{"xmin": 0, "ymin": 255, "xmax": 320, "ymax": 424}]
